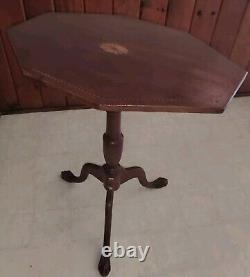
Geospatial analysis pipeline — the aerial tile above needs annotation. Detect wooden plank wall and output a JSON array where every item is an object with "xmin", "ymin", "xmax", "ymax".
[
  {"xmin": 54, "ymin": 0, "xmax": 84, "ymax": 12},
  {"xmin": 167, "ymin": 0, "xmax": 196, "ymax": 32},
  {"xmin": 114, "ymin": 0, "xmax": 140, "ymax": 17},
  {"xmin": 0, "ymin": 0, "xmax": 250, "ymax": 114},
  {"xmin": 0, "ymin": 0, "xmax": 44, "ymax": 111}
]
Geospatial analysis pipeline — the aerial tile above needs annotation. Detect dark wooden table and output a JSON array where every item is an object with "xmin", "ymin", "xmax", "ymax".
[{"xmin": 7, "ymin": 13, "xmax": 247, "ymax": 276}]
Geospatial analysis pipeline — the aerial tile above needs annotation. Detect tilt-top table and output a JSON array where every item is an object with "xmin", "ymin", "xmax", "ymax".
[{"xmin": 7, "ymin": 13, "xmax": 247, "ymax": 276}]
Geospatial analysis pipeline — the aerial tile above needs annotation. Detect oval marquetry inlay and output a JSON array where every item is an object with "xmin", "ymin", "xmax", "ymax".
[{"xmin": 100, "ymin": 43, "xmax": 128, "ymax": 55}]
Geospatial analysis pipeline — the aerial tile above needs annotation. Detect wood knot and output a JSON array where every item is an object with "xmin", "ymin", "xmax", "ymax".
[{"xmin": 197, "ymin": 10, "xmax": 202, "ymax": 16}]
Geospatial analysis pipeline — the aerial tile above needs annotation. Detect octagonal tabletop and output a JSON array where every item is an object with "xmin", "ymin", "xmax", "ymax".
[{"xmin": 7, "ymin": 13, "xmax": 247, "ymax": 113}]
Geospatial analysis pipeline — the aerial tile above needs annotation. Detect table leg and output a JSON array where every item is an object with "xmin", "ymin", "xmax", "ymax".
[
  {"xmin": 98, "ymin": 190, "xmax": 114, "ymax": 276},
  {"xmin": 61, "ymin": 163, "xmax": 105, "ymax": 183},
  {"xmin": 120, "ymin": 166, "xmax": 168, "ymax": 188}
]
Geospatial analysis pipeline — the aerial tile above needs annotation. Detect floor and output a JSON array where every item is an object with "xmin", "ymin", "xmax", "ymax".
[{"xmin": 0, "ymin": 97, "xmax": 250, "ymax": 277}]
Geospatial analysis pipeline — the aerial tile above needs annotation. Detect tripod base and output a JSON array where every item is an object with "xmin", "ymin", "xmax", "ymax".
[
  {"xmin": 61, "ymin": 164, "xmax": 168, "ymax": 190},
  {"xmin": 61, "ymin": 112, "xmax": 168, "ymax": 276}
]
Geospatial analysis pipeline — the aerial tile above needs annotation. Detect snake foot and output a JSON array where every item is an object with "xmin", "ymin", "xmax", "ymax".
[{"xmin": 98, "ymin": 255, "xmax": 111, "ymax": 276}]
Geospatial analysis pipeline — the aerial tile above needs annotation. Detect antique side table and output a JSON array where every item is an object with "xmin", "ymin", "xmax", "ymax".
[{"xmin": 7, "ymin": 13, "xmax": 247, "ymax": 276}]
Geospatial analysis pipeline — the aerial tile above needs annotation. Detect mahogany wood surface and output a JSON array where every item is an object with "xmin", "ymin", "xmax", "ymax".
[
  {"xmin": 1, "ymin": 1, "xmax": 250, "ymax": 114},
  {"xmin": 3, "ymin": 32, "xmax": 43, "ymax": 109},
  {"xmin": 66, "ymin": 95, "xmax": 89, "ymax": 106},
  {"xmin": 22, "ymin": 0, "xmax": 70, "ymax": 109},
  {"xmin": 7, "ymin": 13, "xmax": 247, "ymax": 113},
  {"xmin": 41, "ymin": 85, "xmax": 66, "ymax": 108}
]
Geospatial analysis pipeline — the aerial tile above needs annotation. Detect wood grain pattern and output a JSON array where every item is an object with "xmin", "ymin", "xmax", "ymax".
[
  {"xmin": 0, "ymin": 1, "xmax": 43, "ymax": 109},
  {"xmin": 190, "ymin": 0, "xmax": 223, "ymax": 44},
  {"xmin": 23, "ymin": 1, "xmax": 68, "ymax": 108},
  {"xmin": 231, "ymin": 1, "xmax": 250, "ymax": 92},
  {"xmin": 0, "ymin": 1, "xmax": 23, "ymax": 111},
  {"xmin": 114, "ymin": 0, "xmax": 140, "ymax": 17},
  {"xmin": 66, "ymin": 95, "xmax": 89, "ymax": 106},
  {"xmin": 54, "ymin": 0, "xmax": 84, "ymax": 12},
  {"xmin": 41, "ymin": 85, "xmax": 67, "ymax": 108},
  {"xmin": 0, "ymin": 0, "xmax": 250, "ymax": 113},
  {"xmin": 0, "ymin": 1, "xmax": 25, "ymax": 28},
  {"xmin": 140, "ymin": 0, "xmax": 169, "ymax": 25},
  {"xmin": 211, "ymin": 0, "xmax": 248, "ymax": 57},
  {"xmin": 0, "ymin": 0, "xmax": 25, "ymax": 111},
  {"xmin": 167, "ymin": 0, "xmax": 196, "ymax": 32},
  {"xmin": 23, "ymin": 0, "xmax": 54, "ymax": 18},
  {"xmin": 2, "ymin": 32, "xmax": 43, "ymax": 109},
  {"xmin": 231, "ymin": 2, "xmax": 250, "ymax": 68},
  {"xmin": 0, "ymin": 34, "xmax": 18, "ymax": 110},
  {"xmin": 7, "ymin": 13, "xmax": 246, "ymax": 113},
  {"xmin": 85, "ymin": 0, "xmax": 113, "ymax": 14}
]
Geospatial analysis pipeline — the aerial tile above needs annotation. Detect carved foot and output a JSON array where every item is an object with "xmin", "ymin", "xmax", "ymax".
[
  {"xmin": 120, "ymin": 166, "xmax": 168, "ymax": 189},
  {"xmin": 61, "ymin": 170, "xmax": 80, "ymax": 183},
  {"xmin": 143, "ymin": 177, "xmax": 168, "ymax": 188},
  {"xmin": 61, "ymin": 163, "xmax": 105, "ymax": 183},
  {"xmin": 98, "ymin": 255, "xmax": 111, "ymax": 276}
]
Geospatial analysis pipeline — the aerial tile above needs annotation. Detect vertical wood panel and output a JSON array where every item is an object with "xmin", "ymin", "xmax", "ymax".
[
  {"xmin": 231, "ymin": 1, "xmax": 250, "ymax": 93},
  {"xmin": 140, "ymin": 0, "xmax": 169, "ymax": 25},
  {"xmin": 0, "ymin": 35, "xmax": 18, "ymax": 110},
  {"xmin": 167, "ymin": 0, "xmax": 196, "ymax": 32},
  {"xmin": 231, "ymin": 2, "xmax": 250, "ymax": 68},
  {"xmin": 114, "ymin": 0, "xmax": 140, "ymax": 17},
  {"xmin": 190, "ymin": 0, "xmax": 223, "ymax": 44},
  {"xmin": 0, "ymin": 1, "xmax": 24, "ymax": 111},
  {"xmin": 0, "ymin": 1, "xmax": 26, "ymax": 110},
  {"xmin": 211, "ymin": 0, "xmax": 248, "ymax": 57},
  {"xmin": 0, "ymin": 1, "xmax": 25, "ymax": 28},
  {"xmin": 54, "ymin": 0, "xmax": 84, "ymax": 12},
  {"xmin": 0, "ymin": 0, "xmax": 44, "ymax": 109},
  {"xmin": 84, "ymin": 0, "xmax": 113, "ymax": 13},
  {"xmin": 23, "ymin": 0, "xmax": 55, "ymax": 18}
]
